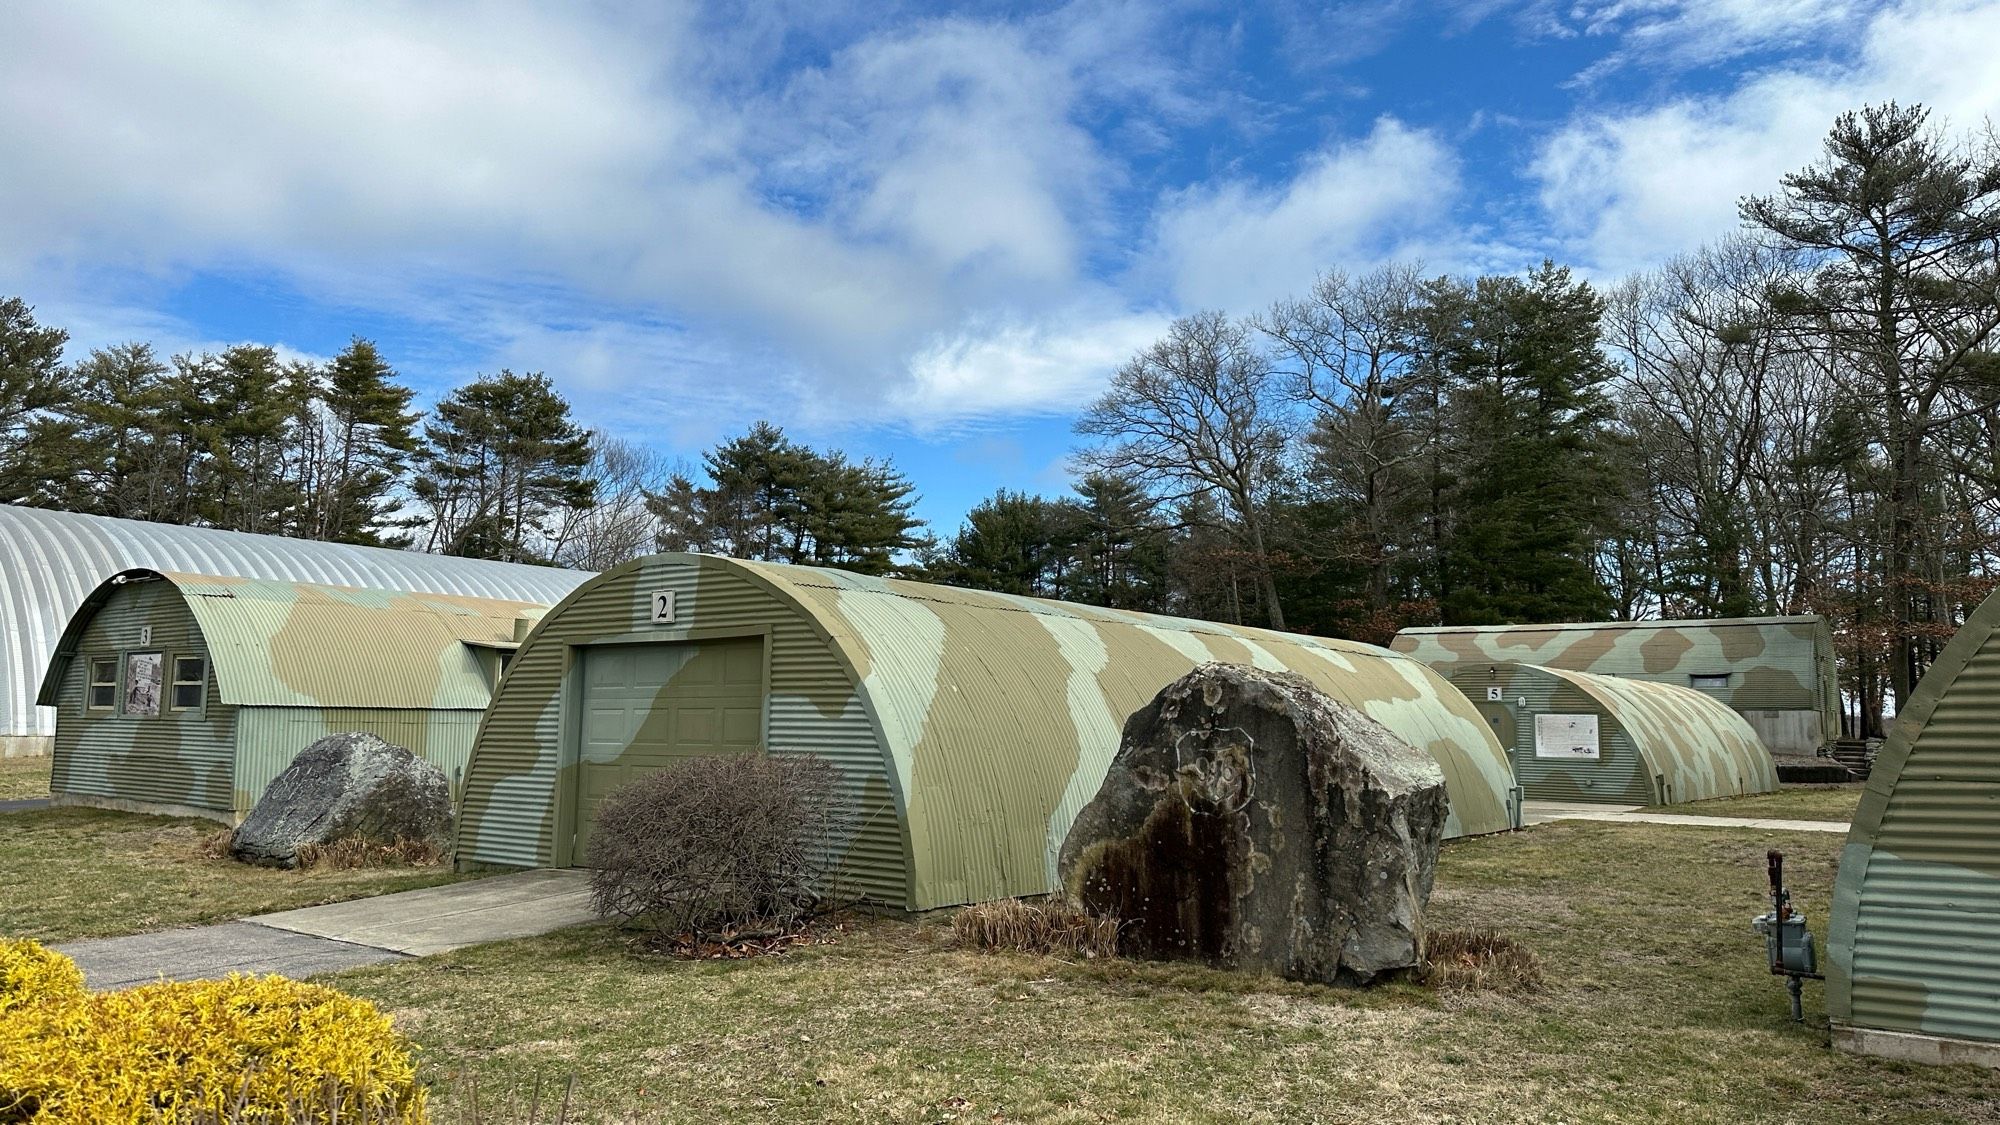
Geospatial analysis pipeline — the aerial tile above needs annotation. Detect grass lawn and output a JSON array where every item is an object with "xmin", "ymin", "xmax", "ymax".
[
  {"xmin": 0, "ymin": 754, "xmax": 51, "ymax": 799},
  {"xmin": 0, "ymin": 806, "xmax": 475, "ymax": 942},
  {"xmin": 1659, "ymin": 783, "xmax": 1864, "ymax": 822},
  {"xmin": 331, "ymin": 821, "xmax": 2000, "ymax": 1124}
]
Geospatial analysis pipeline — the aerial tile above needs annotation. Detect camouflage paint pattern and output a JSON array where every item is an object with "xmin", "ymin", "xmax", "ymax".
[
  {"xmin": 40, "ymin": 569, "xmax": 544, "ymax": 822},
  {"xmin": 456, "ymin": 553, "xmax": 1518, "ymax": 911},
  {"xmin": 1445, "ymin": 662, "xmax": 1776, "ymax": 805},
  {"xmin": 1392, "ymin": 616, "xmax": 1839, "ymax": 754},
  {"xmin": 1829, "ymin": 588, "xmax": 2000, "ymax": 1056}
]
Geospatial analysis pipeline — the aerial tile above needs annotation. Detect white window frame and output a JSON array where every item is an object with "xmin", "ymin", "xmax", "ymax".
[
  {"xmin": 170, "ymin": 654, "xmax": 208, "ymax": 713},
  {"xmin": 86, "ymin": 656, "xmax": 118, "ymax": 712}
]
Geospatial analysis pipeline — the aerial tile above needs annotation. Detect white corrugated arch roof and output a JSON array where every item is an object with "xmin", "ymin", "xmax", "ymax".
[{"xmin": 0, "ymin": 505, "xmax": 594, "ymax": 740}]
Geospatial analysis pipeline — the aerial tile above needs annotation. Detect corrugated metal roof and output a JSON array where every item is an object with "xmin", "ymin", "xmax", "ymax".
[
  {"xmin": 1536, "ymin": 665, "xmax": 1777, "ymax": 803},
  {"xmin": 37, "ymin": 570, "xmax": 540, "ymax": 710},
  {"xmin": 1830, "ymin": 588, "xmax": 2000, "ymax": 1046},
  {"xmin": 0, "ymin": 504, "xmax": 593, "ymax": 739}
]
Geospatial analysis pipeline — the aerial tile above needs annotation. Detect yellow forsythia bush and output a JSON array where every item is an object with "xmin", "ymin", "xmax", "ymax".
[
  {"xmin": 0, "ymin": 938, "xmax": 84, "ymax": 1017},
  {"xmin": 0, "ymin": 939, "xmax": 426, "ymax": 1124}
]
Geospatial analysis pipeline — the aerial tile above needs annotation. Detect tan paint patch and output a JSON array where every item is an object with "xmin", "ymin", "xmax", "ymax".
[{"xmin": 1638, "ymin": 630, "xmax": 1695, "ymax": 674}]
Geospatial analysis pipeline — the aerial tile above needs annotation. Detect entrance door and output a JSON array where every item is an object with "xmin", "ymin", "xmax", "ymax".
[
  {"xmin": 1475, "ymin": 701, "xmax": 1513, "ymax": 751},
  {"xmin": 571, "ymin": 637, "xmax": 765, "ymax": 862}
]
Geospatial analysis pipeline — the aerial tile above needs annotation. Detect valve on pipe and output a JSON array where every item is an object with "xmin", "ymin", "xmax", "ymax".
[{"xmin": 1751, "ymin": 849, "xmax": 1824, "ymax": 1021}]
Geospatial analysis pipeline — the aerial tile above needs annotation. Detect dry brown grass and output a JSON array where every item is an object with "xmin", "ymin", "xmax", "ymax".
[
  {"xmin": 293, "ymin": 836, "xmax": 449, "ymax": 871},
  {"xmin": 951, "ymin": 897, "xmax": 1121, "ymax": 958},
  {"xmin": 1418, "ymin": 927, "xmax": 1543, "ymax": 993}
]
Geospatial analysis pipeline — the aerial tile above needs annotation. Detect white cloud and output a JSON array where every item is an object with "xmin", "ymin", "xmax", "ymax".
[
  {"xmin": 1565, "ymin": 0, "xmax": 1864, "ymax": 79},
  {"xmin": 1149, "ymin": 117, "xmax": 1458, "ymax": 311},
  {"xmin": 0, "ymin": 0, "xmax": 1174, "ymax": 428},
  {"xmin": 896, "ymin": 308, "xmax": 1172, "ymax": 429},
  {"xmin": 1532, "ymin": 0, "xmax": 2000, "ymax": 276}
]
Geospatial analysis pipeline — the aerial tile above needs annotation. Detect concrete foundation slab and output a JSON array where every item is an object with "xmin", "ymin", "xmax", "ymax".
[{"xmin": 1833, "ymin": 1024, "xmax": 2000, "ymax": 1070}]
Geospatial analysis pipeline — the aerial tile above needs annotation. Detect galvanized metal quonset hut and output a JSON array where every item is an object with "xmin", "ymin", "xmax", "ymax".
[
  {"xmin": 456, "ymin": 553, "xmax": 1521, "ymax": 911},
  {"xmin": 1392, "ymin": 616, "xmax": 1840, "ymax": 756},
  {"xmin": 1828, "ymin": 588, "xmax": 2000, "ymax": 1068},
  {"xmin": 0, "ymin": 505, "xmax": 593, "ymax": 757},
  {"xmin": 1439, "ymin": 662, "xmax": 1776, "ymax": 805},
  {"xmin": 38, "ymin": 570, "xmax": 547, "ymax": 822}
]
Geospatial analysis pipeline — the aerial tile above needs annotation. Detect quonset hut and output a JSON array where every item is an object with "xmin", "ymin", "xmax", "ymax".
[
  {"xmin": 1391, "ymin": 616, "xmax": 1839, "ymax": 756},
  {"xmin": 1438, "ymin": 662, "xmax": 1776, "ymax": 805},
  {"xmin": 455, "ymin": 554, "xmax": 1521, "ymax": 911},
  {"xmin": 1829, "ymin": 588, "xmax": 2000, "ymax": 1068},
  {"xmin": 0, "ymin": 505, "xmax": 592, "ymax": 756},
  {"xmin": 38, "ymin": 570, "xmax": 546, "ymax": 822}
]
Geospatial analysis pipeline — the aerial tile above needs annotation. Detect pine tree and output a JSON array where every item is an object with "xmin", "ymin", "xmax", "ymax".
[
  {"xmin": 300, "ymin": 338, "xmax": 420, "ymax": 545},
  {"xmin": 0, "ymin": 297, "xmax": 74, "ymax": 503},
  {"xmin": 1440, "ymin": 262, "xmax": 1616, "ymax": 625},
  {"xmin": 414, "ymin": 370, "xmax": 595, "ymax": 562}
]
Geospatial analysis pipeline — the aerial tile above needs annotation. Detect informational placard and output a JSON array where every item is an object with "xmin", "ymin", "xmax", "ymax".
[
  {"xmin": 125, "ymin": 651, "xmax": 163, "ymax": 717},
  {"xmin": 1534, "ymin": 713, "xmax": 1599, "ymax": 759}
]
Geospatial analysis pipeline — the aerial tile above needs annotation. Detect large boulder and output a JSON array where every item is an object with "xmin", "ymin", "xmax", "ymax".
[
  {"xmin": 1057, "ymin": 663, "xmax": 1448, "ymax": 984},
  {"xmin": 231, "ymin": 733, "xmax": 453, "ymax": 868}
]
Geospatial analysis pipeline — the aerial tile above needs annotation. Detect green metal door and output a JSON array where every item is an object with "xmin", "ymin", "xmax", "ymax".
[{"xmin": 571, "ymin": 637, "xmax": 765, "ymax": 862}]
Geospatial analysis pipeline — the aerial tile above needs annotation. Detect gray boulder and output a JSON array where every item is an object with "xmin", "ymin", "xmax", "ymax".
[
  {"xmin": 231, "ymin": 732, "xmax": 453, "ymax": 867},
  {"xmin": 1057, "ymin": 663, "xmax": 1448, "ymax": 984}
]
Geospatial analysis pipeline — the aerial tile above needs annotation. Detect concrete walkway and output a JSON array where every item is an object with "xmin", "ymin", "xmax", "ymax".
[
  {"xmin": 0, "ymin": 796, "xmax": 51, "ymax": 813},
  {"xmin": 255, "ymin": 868, "xmax": 595, "ymax": 956},
  {"xmin": 55, "ymin": 869, "xmax": 596, "ymax": 990},
  {"xmin": 1523, "ymin": 799, "xmax": 1848, "ymax": 834}
]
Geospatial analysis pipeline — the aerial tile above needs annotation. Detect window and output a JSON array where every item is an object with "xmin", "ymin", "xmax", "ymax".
[
  {"xmin": 1689, "ymin": 673, "xmax": 1731, "ymax": 691},
  {"xmin": 171, "ymin": 656, "xmax": 207, "ymax": 712},
  {"xmin": 87, "ymin": 658, "xmax": 117, "ymax": 711}
]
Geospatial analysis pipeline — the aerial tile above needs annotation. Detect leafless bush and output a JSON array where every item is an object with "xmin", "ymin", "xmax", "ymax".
[
  {"xmin": 586, "ymin": 754, "xmax": 837, "ymax": 943},
  {"xmin": 953, "ymin": 898, "xmax": 1121, "ymax": 958},
  {"xmin": 1418, "ymin": 928, "xmax": 1543, "ymax": 993},
  {"xmin": 294, "ymin": 836, "xmax": 448, "ymax": 871}
]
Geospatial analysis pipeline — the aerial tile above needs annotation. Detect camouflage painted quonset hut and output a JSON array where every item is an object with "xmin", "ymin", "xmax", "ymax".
[
  {"xmin": 0, "ymin": 504, "xmax": 591, "ymax": 756},
  {"xmin": 456, "ymin": 553, "xmax": 1521, "ymax": 911},
  {"xmin": 1440, "ymin": 662, "xmax": 1776, "ymax": 805},
  {"xmin": 1391, "ymin": 616, "xmax": 1839, "ymax": 756},
  {"xmin": 1829, "ymin": 587, "xmax": 2000, "ymax": 1068},
  {"xmin": 38, "ymin": 569, "xmax": 546, "ymax": 823}
]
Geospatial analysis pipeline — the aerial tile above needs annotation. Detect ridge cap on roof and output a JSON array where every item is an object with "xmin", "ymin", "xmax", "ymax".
[{"xmin": 1398, "ymin": 613, "xmax": 1822, "ymax": 634}]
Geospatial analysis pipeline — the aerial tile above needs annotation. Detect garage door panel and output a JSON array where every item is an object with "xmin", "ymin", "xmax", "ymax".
[{"xmin": 572, "ymin": 637, "xmax": 766, "ymax": 862}]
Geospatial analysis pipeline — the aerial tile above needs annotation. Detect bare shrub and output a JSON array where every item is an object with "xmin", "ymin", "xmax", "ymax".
[
  {"xmin": 294, "ymin": 836, "xmax": 448, "ymax": 871},
  {"xmin": 953, "ymin": 898, "xmax": 1121, "ymax": 958},
  {"xmin": 586, "ymin": 754, "xmax": 837, "ymax": 943},
  {"xmin": 1418, "ymin": 928, "xmax": 1542, "ymax": 993}
]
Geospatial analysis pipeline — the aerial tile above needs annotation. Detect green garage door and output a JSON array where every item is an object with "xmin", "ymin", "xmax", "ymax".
[{"xmin": 572, "ymin": 637, "xmax": 765, "ymax": 862}]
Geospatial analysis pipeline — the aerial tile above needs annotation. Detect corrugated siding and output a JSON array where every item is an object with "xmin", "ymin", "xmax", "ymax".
[
  {"xmin": 232, "ymin": 707, "xmax": 485, "ymax": 817},
  {"xmin": 0, "ymin": 503, "xmax": 592, "ymax": 742},
  {"xmin": 1448, "ymin": 666, "xmax": 1651, "ymax": 804},
  {"xmin": 49, "ymin": 579, "xmax": 236, "ymax": 813},
  {"xmin": 457, "ymin": 558, "xmax": 908, "ymax": 907},
  {"xmin": 1838, "ymin": 612, "xmax": 2000, "ymax": 1043}
]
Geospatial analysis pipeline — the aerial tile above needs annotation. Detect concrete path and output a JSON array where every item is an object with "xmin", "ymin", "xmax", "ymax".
[
  {"xmin": 54, "ymin": 869, "xmax": 597, "ymax": 990},
  {"xmin": 0, "ymin": 796, "xmax": 51, "ymax": 813},
  {"xmin": 1523, "ymin": 799, "xmax": 1847, "ymax": 834},
  {"xmin": 254, "ymin": 868, "xmax": 595, "ymax": 956},
  {"xmin": 57, "ymin": 922, "xmax": 405, "ymax": 990}
]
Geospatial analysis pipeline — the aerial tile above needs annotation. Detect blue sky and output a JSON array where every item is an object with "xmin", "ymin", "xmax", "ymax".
[{"xmin": 4, "ymin": 0, "xmax": 1998, "ymax": 534}]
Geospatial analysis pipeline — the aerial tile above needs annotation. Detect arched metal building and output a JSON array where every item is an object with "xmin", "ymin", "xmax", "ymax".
[
  {"xmin": 1392, "ymin": 616, "xmax": 1839, "ymax": 756},
  {"xmin": 455, "ymin": 554, "xmax": 1522, "ymax": 912},
  {"xmin": 38, "ymin": 570, "xmax": 545, "ymax": 822},
  {"xmin": 1829, "ymin": 589, "xmax": 2000, "ymax": 1068},
  {"xmin": 1438, "ymin": 662, "xmax": 1776, "ymax": 805},
  {"xmin": 0, "ymin": 505, "xmax": 593, "ymax": 756}
]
